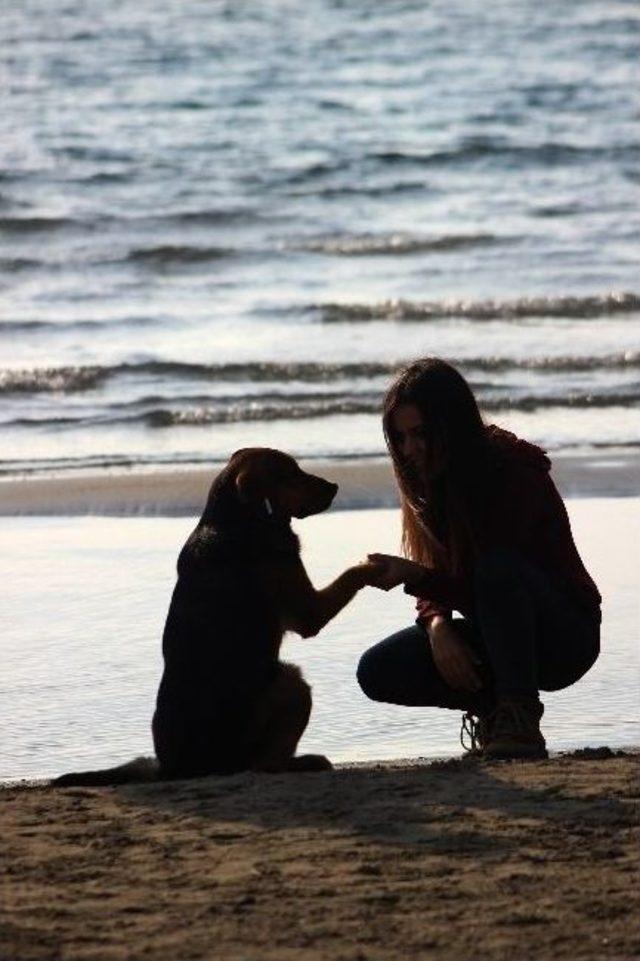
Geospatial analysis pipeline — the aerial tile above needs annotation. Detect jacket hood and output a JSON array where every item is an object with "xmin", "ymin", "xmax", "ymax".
[{"xmin": 485, "ymin": 424, "xmax": 551, "ymax": 472}]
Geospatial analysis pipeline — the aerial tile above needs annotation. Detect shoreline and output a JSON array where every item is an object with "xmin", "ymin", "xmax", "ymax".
[
  {"xmin": 2, "ymin": 745, "xmax": 638, "ymax": 791},
  {"xmin": 1, "ymin": 448, "xmax": 640, "ymax": 516},
  {"xmin": 1, "ymin": 750, "xmax": 637, "ymax": 961}
]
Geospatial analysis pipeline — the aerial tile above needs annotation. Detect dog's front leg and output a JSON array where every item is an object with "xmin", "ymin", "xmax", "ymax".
[{"xmin": 267, "ymin": 558, "xmax": 369, "ymax": 638}]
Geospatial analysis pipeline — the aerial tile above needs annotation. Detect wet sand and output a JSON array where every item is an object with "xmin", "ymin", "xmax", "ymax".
[
  {"xmin": 1, "ymin": 751, "xmax": 638, "ymax": 961},
  {"xmin": 2, "ymin": 449, "xmax": 640, "ymax": 516}
]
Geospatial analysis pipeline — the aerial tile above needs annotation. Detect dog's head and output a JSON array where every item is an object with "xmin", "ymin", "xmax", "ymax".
[{"xmin": 203, "ymin": 448, "xmax": 338, "ymax": 525}]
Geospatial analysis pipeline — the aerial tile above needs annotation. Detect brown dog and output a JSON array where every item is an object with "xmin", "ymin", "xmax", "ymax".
[{"xmin": 54, "ymin": 449, "xmax": 373, "ymax": 785}]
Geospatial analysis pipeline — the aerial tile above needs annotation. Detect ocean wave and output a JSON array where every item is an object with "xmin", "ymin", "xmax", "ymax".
[
  {"xmin": 1, "ymin": 395, "xmax": 382, "ymax": 429},
  {"xmin": 0, "ymin": 316, "xmax": 157, "ymax": 335},
  {"xmin": 0, "ymin": 215, "xmax": 84, "ymax": 233},
  {"xmin": 369, "ymin": 141, "xmax": 639, "ymax": 169},
  {"xmin": 78, "ymin": 171, "xmax": 133, "ymax": 184},
  {"xmin": 3, "ymin": 352, "xmax": 640, "ymax": 395},
  {"xmin": 126, "ymin": 244, "xmax": 234, "ymax": 266},
  {"xmin": 463, "ymin": 351, "xmax": 640, "ymax": 372},
  {"xmin": 144, "ymin": 397, "xmax": 377, "ymax": 427},
  {"xmin": 51, "ymin": 145, "xmax": 135, "ymax": 163},
  {"xmin": 530, "ymin": 203, "xmax": 583, "ymax": 218},
  {"xmin": 0, "ymin": 362, "xmax": 393, "ymax": 394},
  {"xmin": 167, "ymin": 208, "xmax": 257, "ymax": 225},
  {"xmin": 278, "ymin": 141, "xmax": 639, "ymax": 192},
  {"xmin": 482, "ymin": 388, "xmax": 640, "ymax": 412},
  {"xmin": 145, "ymin": 392, "xmax": 640, "ymax": 427},
  {"xmin": 6, "ymin": 385, "xmax": 640, "ymax": 431},
  {"xmin": 0, "ymin": 207, "xmax": 254, "ymax": 239},
  {"xmin": 0, "ymin": 257, "xmax": 42, "ymax": 271},
  {"xmin": 293, "ymin": 232, "xmax": 502, "ymax": 256},
  {"xmin": 118, "ymin": 208, "xmax": 259, "ymax": 227},
  {"xmin": 0, "ymin": 367, "xmax": 106, "ymax": 393},
  {"xmin": 0, "ymin": 453, "xmax": 196, "ymax": 477},
  {"xmin": 9, "ymin": 416, "xmax": 84, "ymax": 427},
  {"xmin": 278, "ymin": 159, "xmax": 353, "ymax": 186},
  {"xmin": 0, "ymin": 449, "xmax": 388, "ymax": 479},
  {"xmin": 277, "ymin": 139, "xmax": 640, "ymax": 199},
  {"xmin": 288, "ymin": 180, "xmax": 429, "ymax": 198},
  {"xmin": 319, "ymin": 291, "xmax": 640, "ymax": 322},
  {"xmin": 0, "ymin": 210, "xmax": 245, "ymax": 242}
]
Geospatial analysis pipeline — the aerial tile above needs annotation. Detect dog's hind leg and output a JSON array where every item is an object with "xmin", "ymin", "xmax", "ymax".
[
  {"xmin": 285, "ymin": 753, "xmax": 333, "ymax": 772},
  {"xmin": 248, "ymin": 663, "xmax": 332, "ymax": 773}
]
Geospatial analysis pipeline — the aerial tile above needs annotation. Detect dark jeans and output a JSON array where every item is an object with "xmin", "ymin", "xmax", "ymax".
[{"xmin": 357, "ymin": 548, "xmax": 600, "ymax": 714}]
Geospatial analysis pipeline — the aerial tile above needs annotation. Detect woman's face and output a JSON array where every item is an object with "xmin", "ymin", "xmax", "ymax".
[{"xmin": 390, "ymin": 403, "xmax": 446, "ymax": 484}]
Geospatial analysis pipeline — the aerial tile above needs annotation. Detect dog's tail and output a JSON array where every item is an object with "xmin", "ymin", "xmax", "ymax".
[{"xmin": 51, "ymin": 756, "xmax": 159, "ymax": 787}]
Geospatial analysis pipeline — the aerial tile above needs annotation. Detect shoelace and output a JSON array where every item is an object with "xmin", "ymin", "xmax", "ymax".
[{"xmin": 460, "ymin": 711, "xmax": 482, "ymax": 753}]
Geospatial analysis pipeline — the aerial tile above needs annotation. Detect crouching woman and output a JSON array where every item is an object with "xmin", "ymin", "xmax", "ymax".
[{"xmin": 358, "ymin": 358, "xmax": 601, "ymax": 759}]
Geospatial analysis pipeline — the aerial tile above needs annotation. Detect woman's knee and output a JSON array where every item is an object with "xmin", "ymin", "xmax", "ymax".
[
  {"xmin": 357, "ymin": 626, "xmax": 432, "ymax": 704},
  {"xmin": 356, "ymin": 645, "xmax": 388, "ymax": 701},
  {"xmin": 539, "ymin": 635, "xmax": 600, "ymax": 692}
]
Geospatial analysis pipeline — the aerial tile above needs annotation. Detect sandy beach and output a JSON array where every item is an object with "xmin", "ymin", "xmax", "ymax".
[{"xmin": 1, "ymin": 750, "xmax": 638, "ymax": 961}]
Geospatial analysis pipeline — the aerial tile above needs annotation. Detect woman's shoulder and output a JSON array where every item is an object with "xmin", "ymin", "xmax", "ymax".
[
  {"xmin": 484, "ymin": 424, "xmax": 552, "ymax": 475},
  {"xmin": 475, "ymin": 427, "xmax": 567, "ymax": 544},
  {"xmin": 479, "ymin": 425, "xmax": 560, "ymax": 518}
]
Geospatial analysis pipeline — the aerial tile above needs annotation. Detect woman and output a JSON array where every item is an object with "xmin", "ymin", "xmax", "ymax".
[{"xmin": 358, "ymin": 358, "xmax": 601, "ymax": 759}]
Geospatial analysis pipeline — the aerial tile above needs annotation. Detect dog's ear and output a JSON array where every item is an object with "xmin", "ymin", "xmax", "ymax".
[{"xmin": 235, "ymin": 467, "xmax": 264, "ymax": 506}]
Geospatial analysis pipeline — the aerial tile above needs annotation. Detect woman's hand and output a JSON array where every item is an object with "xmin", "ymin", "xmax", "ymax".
[
  {"xmin": 352, "ymin": 558, "xmax": 388, "ymax": 589},
  {"xmin": 428, "ymin": 618, "xmax": 482, "ymax": 692},
  {"xmin": 362, "ymin": 553, "xmax": 425, "ymax": 591}
]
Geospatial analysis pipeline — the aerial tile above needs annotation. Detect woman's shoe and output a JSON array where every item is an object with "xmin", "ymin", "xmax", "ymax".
[{"xmin": 483, "ymin": 695, "xmax": 548, "ymax": 760}]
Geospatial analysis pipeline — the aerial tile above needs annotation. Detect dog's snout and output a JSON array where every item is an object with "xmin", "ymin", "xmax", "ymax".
[
  {"xmin": 292, "ymin": 472, "xmax": 338, "ymax": 517},
  {"xmin": 316, "ymin": 477, "xmax": 338, "ymax": 502},
  {"xmin": 315, "ymin": 478, "xmax": 338, "ymax": 512}
]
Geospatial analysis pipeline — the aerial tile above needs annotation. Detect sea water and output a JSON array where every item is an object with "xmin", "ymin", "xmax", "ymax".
[
  {"xmin": 1, "ymin": 503, "xmax": 638, "ymax": 780},
  {"xmin": 2, "ymin": 0, "xmax": 639, "ymax": 477}
]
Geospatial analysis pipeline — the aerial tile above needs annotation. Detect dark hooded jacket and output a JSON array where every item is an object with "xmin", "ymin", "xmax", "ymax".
[{"xmin": 405, "ymin": 425, "xmax": 601, "ymax": 625}]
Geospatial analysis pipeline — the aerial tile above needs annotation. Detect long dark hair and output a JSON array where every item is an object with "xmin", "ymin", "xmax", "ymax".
[{"xmin": 382, "ymin": 358, "xmax": 488, "ymax": 575}]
